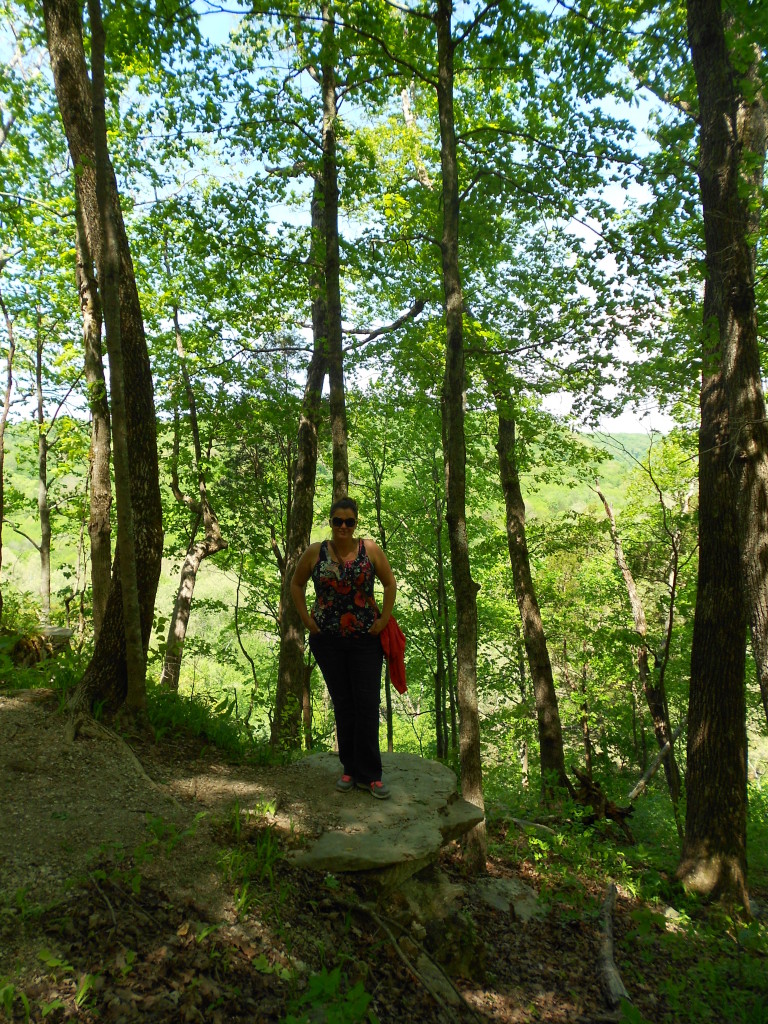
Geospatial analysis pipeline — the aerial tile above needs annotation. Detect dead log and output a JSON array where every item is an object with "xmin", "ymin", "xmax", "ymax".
[
  {"xmin": 598, "ymin": 882, "xmax": 631, "ymax": 1011},
  {"xmin": 571, "ymin": 766, "xmax": 635, "ymax": 843}
]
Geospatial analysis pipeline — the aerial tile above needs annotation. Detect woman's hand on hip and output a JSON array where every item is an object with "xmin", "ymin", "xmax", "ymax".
[{"xmin": 368, "ymin": 619, "xmax": 385, "ymax": 636}]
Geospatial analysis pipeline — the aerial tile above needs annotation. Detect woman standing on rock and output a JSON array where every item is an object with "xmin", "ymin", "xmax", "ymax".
[{"xmin": 291, "ymin": 497, "xmax": 396, "ymax": 800}]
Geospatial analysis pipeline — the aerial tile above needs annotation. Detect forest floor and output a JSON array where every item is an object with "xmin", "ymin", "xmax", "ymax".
[{"xmin": 0, "ymin": 687, "xmax": 765, "ymax": 1024}]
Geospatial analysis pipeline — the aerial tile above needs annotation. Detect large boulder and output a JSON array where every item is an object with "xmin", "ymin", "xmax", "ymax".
[{"xmin": 286, "ymin": 751, "xmax": 484, "ymax": 887}]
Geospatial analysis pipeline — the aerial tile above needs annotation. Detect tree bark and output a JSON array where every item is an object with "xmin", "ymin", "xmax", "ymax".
[
  {"xmin": 433, "ymin": 458, "xmax": 454, "ymax": 755},
  {"xmin": 160, "ymin": 308, "xmax": 227, "ymax": 691},
  {"xmin": 435, "ymin": 0, "xmax": 485, "ymax": 870},
  {"xmin": 0, "ymin": 284, "xmax": 15, "ymax": 625},
  {"xmin": 321, "ymin": 5, "xmax": 348, "ymax": 504},
  {"xmin": 678, "ymin": 0, "xmax": 765, "ymax": 905},
  {"xmin": 495, "ymin": 408, "xmax": 571, "ymax": 797},
  {"xmin": 87, "ymin": 0, "xmax": 146, "ymax": 714},
  {"xmin": 43, "ymin": 0, "xmax": 163, "ymax": 715},
  {"xmin": 693, "ymin": 5, "xmax": 768, "ymax": 729},
  {"xmin": 271, "ymin": 178, "xmax": 328, "ymax": 750},
  {"xmin": 75, "ymin": 192, "xmax": 111, "ymax": 640},
  {"xmin": 595, "ymin": 483, "xmax": 681, "ymax": 807},
  {"xmin": 35, "ymin": 325, "xmax": 51, "ymax": 624}
]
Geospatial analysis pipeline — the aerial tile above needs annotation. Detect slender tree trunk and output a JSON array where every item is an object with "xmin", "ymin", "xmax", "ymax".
[
  {"xmin": 0, "ymin": 285, "xmax": 15, "ymax": 625},
  {"xmin": 495, "ymin": 409, "xmax": 570, "ymax": 796},
  {"xmin": 432, "ymin": 460, "xmax": 453, "ymax": 755},
  {"xmin": 75, "ymin": 192, "xmax": 111, "ymax": 639},
  {"xmin": 321, "ymin": 6, "xmax": 348, "ymax": 503},
  {"xmin": 679, "ymin": 0, "xmax": 764, "ymax": 904},
  {"xmin": 271, "ymin": 180, "xmax": 327, "ymax": 749},
  {"xmin": 368, "ymin": 449, "xmax": 395, "ymax": 752},
  {"xmin": 595, "ymin": 483, "xmax": 682, "ymax": 806},
  {"xmin": 516, "ymin": 634, "xmax": 529, "ymax": 788},
  {"xmin": 160, "ymin": 309, "xmax": 227, "ymax": 691},
  {"xmin": 43, "ymin": 0, "xmax": 163, "ymax": 715},
  {"xmin": 435, "ymin": 0, "xmax": 485, "ymax": 870},
  {"xmin": 35, "ymin": 327, "xmax": 51, "ymax": 624},
  {"xmin": 580, "ymin": 658, "xmax": 592, "ymax": 780}
]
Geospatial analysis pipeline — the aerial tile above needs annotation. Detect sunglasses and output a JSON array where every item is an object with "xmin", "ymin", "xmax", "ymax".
[{"xmin": 331, "ymin": 517, "xmax": 356, "ymax": 528}]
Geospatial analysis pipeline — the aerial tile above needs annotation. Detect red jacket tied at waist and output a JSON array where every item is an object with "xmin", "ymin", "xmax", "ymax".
[{"xmin": 380, "ymin": 617, "xmax": 407, "ymax": 694}]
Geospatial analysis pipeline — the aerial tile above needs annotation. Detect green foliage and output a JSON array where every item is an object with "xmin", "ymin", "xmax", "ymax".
[
  {"xmin": 0, "ymin": 979, "xmax": 30, "ymax": 1023},
  {"xmin": 217, "ymin": 800, "xmax": 283, "ymax": 920},
  {"xmin": 146, "ymin": 683, "xmax": 268, "ymax": 757},
  {"xmin": 282, "ymin": 966, "xmax": 378, "ymax": 1024}
]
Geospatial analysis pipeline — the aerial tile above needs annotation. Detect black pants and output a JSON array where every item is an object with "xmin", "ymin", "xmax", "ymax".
[{"xmin": 309, "ymin": 631, "xmax": 384, "ymax": 784}]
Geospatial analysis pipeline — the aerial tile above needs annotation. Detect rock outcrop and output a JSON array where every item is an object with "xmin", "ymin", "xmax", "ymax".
[{"xmin": 286, "ymin": 751, "xmax": 484, "ymax": 886}]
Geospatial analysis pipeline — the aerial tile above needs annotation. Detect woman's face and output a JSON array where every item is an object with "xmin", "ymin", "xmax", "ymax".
[{"xmin": 330, "ymin": 510, "xmax": 357, "ymax": 540}]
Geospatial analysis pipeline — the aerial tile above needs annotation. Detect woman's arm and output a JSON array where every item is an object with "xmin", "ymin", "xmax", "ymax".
[
  {"xmin": 290, "ymin": 544, "xmax": 321, "ymax": 634},
  {"xmin": 365, "ymin": 540, "xmax": 397, "ymax": 635}
]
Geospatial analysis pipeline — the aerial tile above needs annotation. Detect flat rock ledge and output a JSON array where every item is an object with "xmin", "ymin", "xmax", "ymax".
[{"xmin": 286, "ymin": 751, "xmax": 484, "ymax": 887}]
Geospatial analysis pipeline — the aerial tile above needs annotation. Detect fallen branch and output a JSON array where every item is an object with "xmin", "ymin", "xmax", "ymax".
[
  {"xmin": 598, "ymin": 883, "xmax": 630, "ymax": 1012},
  {"xmin": 628, "ymin": 720, "xmax": 686, "ymax": 802},
  {"xmin": 511, "ymin": 817, "xmax": 557, "ymax": 836}
]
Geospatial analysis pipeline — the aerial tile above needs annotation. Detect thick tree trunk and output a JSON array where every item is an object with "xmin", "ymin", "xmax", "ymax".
[
  {"xmin": 678, "ymin": 0, "xmax": 765, "ymax": 904},
  {"xmin": 35, "ymin": 331, "xmax": 51, "ymax": 624},
  {"xmin": 693, "ymin": 7, "xmax": 768, "ymax": 730},
  {"xmin": 75, "ymin": 193, "xmax": 111, "ymax": 639},
  {"xmin": 495, "ymin": 408, "xmax": 570, "ymax": 796},
  {"xmin": 436, "ymin": 0, "xmax": 485, "ymax": 871},
  {"xmin": 595, "ymin": 484, "xmax": 682, "ymax": 807},
  {"xmin": 44, "ymin": 0, "xmax": 163, "ymax": 715},
  {"xmin": 678, "ymin": 357, "xmax": 748, "ymax": 902},
  {"xmin": 0, "ymin": 286, "xmax": 15, "ymax": 625},
  {"xmin": 87, "ymin": 0, "xmax": 146, "ymax": 713}
]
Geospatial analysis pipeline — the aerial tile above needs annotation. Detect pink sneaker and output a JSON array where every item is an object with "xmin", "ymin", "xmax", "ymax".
[{"xmin": 357, "ymin": 780, "xmax": 391, "ymax": 800}]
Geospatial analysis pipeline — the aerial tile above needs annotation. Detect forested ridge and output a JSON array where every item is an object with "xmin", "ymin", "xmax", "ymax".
[{"xmin": 1, "ymin": 0, "xmax": 768, "ymax": 1021}]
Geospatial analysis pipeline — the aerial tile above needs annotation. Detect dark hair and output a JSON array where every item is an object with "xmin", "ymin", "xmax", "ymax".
[{"xmin": 330, "ymin": 497, "xmax": 358, "ymax": 519}]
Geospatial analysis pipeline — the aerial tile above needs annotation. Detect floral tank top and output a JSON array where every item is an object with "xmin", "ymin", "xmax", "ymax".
[{"xmin": 311, "ymin": 539, "xmax": 378, "ymax": 636}]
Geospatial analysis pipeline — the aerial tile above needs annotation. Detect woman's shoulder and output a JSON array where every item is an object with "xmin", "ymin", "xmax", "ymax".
[{"xmin": 302, "ymin": 541, "xmax": 324, "ymax": 564}]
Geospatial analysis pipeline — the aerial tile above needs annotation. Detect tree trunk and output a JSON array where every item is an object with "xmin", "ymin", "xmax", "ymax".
[
  {"xmin": 321, "ymin": 6, "xmax": 348, "ymax": 504},
  {"xmin": 271, "ymin": 180, "xmax": 327, "ymax": 749},
  {"xmin": 87, "ymin": 0, "xmax": 146, "ymax": 714},
  {"xmin": 495, "ymin": 408, "xmax": 570, "ymax": 796},
  {"xmin": 160, "ymin": 309, "xmax": 227, "ymax": 691},
  {"xmin": 435, "ymin": 0, "xmax": 485, "ymax": 871},
  {"xmin": 694, "ymin": 4, "xmax": 768, "ymax": 730},
  {"xmin": 75, "ymin": 192, "xmax": 111, "ymax": 640},
  {"xmin": 678, "ymin": 353, "xmax": 748, "ymax": 902},
  {"xmin": 595, "ymin": 483, "xmax": 682, "ymax": 807},
  {"xmin": 0, "ymin": 285, "xmax": 15, "ymax": 625},
  {"xmin": 35, "ymin": 327, "xmax": 51, "ymax": 624},
  {"xmin": 581, "ymin": 661, "xmax": 593, "ymax": 780},
  {"xmin": 678, "ymin": 0, "xmax": 765, "ymax": 904},
  {"xmin": 433, "ymin": 459, "xmax": 453, "ymax": 755},
  {"xmin": 161, "ymin": 531, "xmax": 224, "ymax": 690},
  {"xmin": 43, "ymin": 0, "xmax": 163, "ymax": 715}
]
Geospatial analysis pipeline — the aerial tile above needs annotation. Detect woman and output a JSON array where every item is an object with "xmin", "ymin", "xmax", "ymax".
[{"xmin": 291, "ymin": 497, "xmax": 397, "ymax": 799}]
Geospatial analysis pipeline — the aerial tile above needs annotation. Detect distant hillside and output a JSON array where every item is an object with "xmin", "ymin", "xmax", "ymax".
[{"xmin": 521, "ymin": 432, "xmax": 653, "ymax": 520}]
